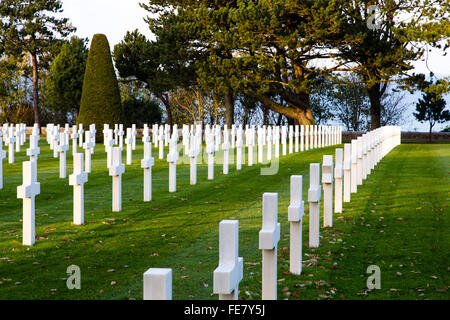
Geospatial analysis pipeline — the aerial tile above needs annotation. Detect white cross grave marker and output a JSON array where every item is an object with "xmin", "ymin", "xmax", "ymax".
[
  {"xmin": 125, "ymin": 128, "xmax": 133, "ymax": 165},
  {"xmin": 83, "ymin": 131, "xmax": 93, "ymax": 173},
  {"xmin": 274, "ymin": 126, "xmax": 280, "ymax": 158},
  {"xmin": 17, "ymin": 160, "xmax": 40, "ymax": 246},
  {"xmin": 322, "ymin": 155, "xmax": 334, "ymax": 227},
  {"xmin": 78, "ymin": 124, "xmax": 84, "ymax": 147},
  {"xmin": 259, "ymin": 193, "xmax": 280, "ymax": 300},
  {"xmin": 223, "ymin": 128, "xmax": 230, "ymax": 174},
  {"xmin": 343, "ymin": 143, "xmax": 352, "ymax": 202},
  {"xmin": 143, "ymin": 268, "xmax": 172, "ymax": 300},
  {"xmin": 26, "ymin": 132, "xmax": 40, "ymax": 162},
  {"xmin": 57, "ymin": 132, "xmax": 69, "ymax": 178},
  {"xmin": 257, "ymin": 126, "xmax": 263, "ymax": 164},
  {"xmin": 281, "ymin": 126, "xmax": 287, "ymax": 156},
  {"xmin": 266, "ymin": 126, "xmax": 272, "ymax": 161},
  {"xmin": 141, "ymin": 136, "xmax": 154, "ymax": 201},
  {"xmin": 15, "ymin": 124, "xmax": 21, "ymax": 152},
  {"xmin": 114, "ymin": 124, "xmax": 119, "ymax": 145},
  {"xmin": 89, "ymin": 124, "xmax": 96, "ymax": 152},
  {"xmin": 7, "ymin": 126, "xmax": 16, "ymax": 164},
  {"xmin": 334, "ymin": 148, "xmax": 344, "ymax": 213},
  {"xmin": 69, "ymin": 153, "xmax": 88, "ymax": 225},
  {"xmin": 71, "ymin": 125, "xmax": 78, "ymax": 155},
  {"xmin": 247, "ymin": 127, "xmax": 254, "ymax": 166},
  {"xmin": 131, "ymin": 124, "xmax": 137, "ymax": 150},
  {"xmin": 288, "ymin": 175, "xmax": 304, "ymax": 275},
  {"xmin": 109, "ymin": 147, "xmax": 125, "ymax": 211},
  {"xmin": 206, "ymin": 133, "xmax": 215, "ymax": 180},
  {"xmin": 52, "ymin": 127, "xmax": 60, "ymax": 158},
  {"xmin": 118, "ymin": 124, "xmax": 124, "ymax": 150},
  {"xmin": 351, "ymin": 139, "xmax": 358, "ymax": 193},
  {"xmin": 213, "ymin": 220, "xmax": 244, "ymax": 300},
  {"xmin": 167, "ymin": 136, "xmax": 179, "ymax": 192},
  {"xmin": 158, "ymin": 125, "xmax": 165, "ymax": 160},
  {"xmin": 308, "ymin": 163, "xmax": 321, "ymax": 247},
  {"xmin": 105, "ymin": 129, "xmax": 114, "ymax": 169},
  {"xmin": 356, "ymin": 137, "xmax": 363, "ymax": 186},
  {"xmin": 236, "ymin": 126, "xmax": 243, "ymax": 171},
  {"xmin": 305, "ymin": 125, "xmax": 309, "ymax": 151},
  {"xmin": 189, "ymin": 134, "xmax": 199, "ymax": 184}
]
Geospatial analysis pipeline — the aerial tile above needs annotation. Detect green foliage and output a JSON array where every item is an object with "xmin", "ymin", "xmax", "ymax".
[
  {"xmin": 331, "ymin": 0, "xmax": 449, "ymax": 128},
  {"xmin": 42, "ymin": 37, "xmax": 88, "ymax": 123},
  {"xmin": 414, "ymin": 78, "xmax": 450, "ymax": 134},
  {"xmin": 113, "ymin": 29, "xmax": 197, "ymax": 127},
  {"xmin": 139, "ymin": 0, "xmax": 448, "ymax": 127},
  {"xmin": 119, "ymin": 82, "xmax": 162, "ymax": 127},
  {"xmin": 0, "ymin": 0, "xmax": 75, "ymax": 124},
  {"xmin": 78, "ymin": 34, "xmax": 124, "ymax": 140}
]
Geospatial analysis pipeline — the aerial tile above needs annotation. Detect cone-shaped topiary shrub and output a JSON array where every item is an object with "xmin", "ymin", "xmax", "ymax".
[{"xmin": 78, "ymin": 34, "xmax": 124, "ymax": 141}]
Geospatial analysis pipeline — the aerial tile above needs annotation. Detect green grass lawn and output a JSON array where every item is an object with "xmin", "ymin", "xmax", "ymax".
[{"xmin": 0, "ymin": 141, "xmax": 448, "ymax": 300}]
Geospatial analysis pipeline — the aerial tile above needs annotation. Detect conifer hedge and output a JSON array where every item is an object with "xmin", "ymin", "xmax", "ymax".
[{"xmin": 78, "ymin": 34, "xmax": 124, "ymax": 141}]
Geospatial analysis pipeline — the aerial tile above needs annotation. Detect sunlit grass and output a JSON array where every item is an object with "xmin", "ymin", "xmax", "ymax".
[{"xmin": 0, "ymin": 141, "xmax": 448, "ymax": 300}]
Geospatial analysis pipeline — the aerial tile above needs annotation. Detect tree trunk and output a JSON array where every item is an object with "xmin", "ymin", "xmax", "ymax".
[
  {"xmin": 30, "ymin": 52, "xmax": 41, "ymax": 127},
  {"xmin": 248, "ymin": 92, "xmax": 314, "ymax": 125},
  {"xmin": 224, "ymin": 91, "xmax": 234, "ymax": 129},
  {"xmin": 429, "ymin": 122, "xmax": 433, "ymax": 143},
  {"xmin": 367, "ymin": 84, "xmax": 382, "ymax": 130},
  {"xmin": 262, "ymin": 105, "xmax": 269, "ymax": 125},
  {"xmin": 156, "ymin": 92, "xmax": 173, "ymax": 131}
]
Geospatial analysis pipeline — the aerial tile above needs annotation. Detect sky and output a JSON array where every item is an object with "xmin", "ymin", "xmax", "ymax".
[{"xmin": 60, "ymin": 0, "xmax": 450, "ymax": 132}]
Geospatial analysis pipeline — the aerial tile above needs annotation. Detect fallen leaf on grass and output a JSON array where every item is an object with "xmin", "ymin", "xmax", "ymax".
[
  {"xmin": 111, "ymin": 281, "xmax": 117, "ymax": 285},
  {"xmin": 203, "ymin": 283, "xmax": 208, "ymax": 288},
  {"xmin": 416, "ymin": 207, "xmax": 422, "ymax": 210},
  {"xmin": 329, "ymin": 265, "xmax": 340, "ymax": 270},
  {"xmin": 430, "ymin": 275, "xmax": 438, "ymax": 279}
]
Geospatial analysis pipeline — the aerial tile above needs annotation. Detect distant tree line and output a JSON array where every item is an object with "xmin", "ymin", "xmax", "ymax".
[{"xmin": 1, "ymin": 0, "xmax": 449, "ymax": 132}]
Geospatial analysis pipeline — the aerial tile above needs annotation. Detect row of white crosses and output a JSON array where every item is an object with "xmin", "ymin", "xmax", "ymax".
[
  {"xmin": 143, "ymin": 123, "xmax": 342, "ymax": 191},
  {"xmin": 4, "ymin": 122, "xmax": 341, "ymax": 243},
  {"xmin": 4, "ymin": 122, "xmax": 143, "ymax": 247},
  {"xmin": 1, "ymin": 123, "xmax": 27, "ymax": 154},
  {"xmin": 140, "ymin": 126, "xmax": 401, "ymax": 300},
  {"xmin": 256, "ymin": 126, "xmax": 401, "ymax": 300}
]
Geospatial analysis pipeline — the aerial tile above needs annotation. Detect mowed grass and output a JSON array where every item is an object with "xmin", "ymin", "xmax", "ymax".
[{"xmin": 0, "ymin": 139, "xmax": 448, "ymax": 300}]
